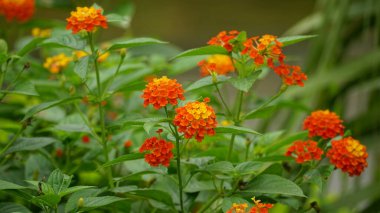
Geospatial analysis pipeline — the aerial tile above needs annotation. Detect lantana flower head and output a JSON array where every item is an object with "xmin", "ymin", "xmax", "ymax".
[
  {"xmin": 285, "ymin": 140, "xmax": 323, "ymax": 164},
  {"xmin": 226, "ymin": 203, "xmax": 248, "ymax": 213},
  {"xmin": 43, "ymin": 53, "xmax": 72, "ymax": 74},
  {"xmin": 0, "ymin": 0, "xmax": 35, "ymax": 22},
  {"xmin": 142, "ymin": 76, "xmax": 185, "ymax": 109},
  {"xmin": 173, "ymin": 98, "xmax": 217, "ymax": 142},
  {"xmin": 139, "ymin": 137, "xmax": 174, "ymax": 167},
  {"xmin": 66, "ymin": 6, "xmax": 108, "ymax": 34},
  {"xmin": 303, "ymin": 110, "xmax": 345, "ymax": 139},
  {"xmin": 198, "ymin": 55, "xmax": 235, "ymax": 76},
  {"xmin": 208, "ymin": 30, "xmax": 240, "ymax": 51},
  {"xmin": 327, "ymin": 137, "xmax": 368, "ymax": 176},
  {"xmin": 249, "ymin": 197, "xmax": 274, "ymax": 213}
]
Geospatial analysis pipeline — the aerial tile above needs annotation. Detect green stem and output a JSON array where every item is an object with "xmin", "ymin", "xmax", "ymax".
[
  {"xmin": 103, "ymin": 54, "xmax": 125, "ymax": 94},
  {"xmin": 226, "ymin": 135, "xmax": 236, "ymax": 161},
  {"xmin": 213, "ymin": 83, "xmax": 232, "ymax": 118},
  {"xmin": 87, "ymin": 32, "xmax": 114, "ymax": 189},
  {"xmin": 198, "ymin": 193, "xmax": 220, "ymax": 213},
  {"xmin": 0, "ymin": 126, "xmax": 23, "ymax": 158},
  {"xmin": 226, "ymin": 91, "xmax": 245, "ymax": 161}
]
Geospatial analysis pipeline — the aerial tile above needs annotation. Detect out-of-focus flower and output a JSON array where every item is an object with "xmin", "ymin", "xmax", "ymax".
[
  {"xmin": 31, "ymin": 28, "xmax": 51, "ymax": 38},
  {"xmin": 285, "ymin": 140, "xmax": 323, "ymax": 164},
  {"xmin": 198, "ymin": 55, "xmax": 235, "ymax": 76},
  {"xmin": 0, "ymin": 0, "xmax": 35, "ymax": 22},
  {"xmin": 174, "ymin": 98, "xmax": 217, "ymax": 142},
  {"xmin": 327, "ymin": 137, "xmax": 368, "ymax": 176},
  {"xmin": 249, "ymin": 197, "xmax": 274, "ymax": 213},
  {"xmin": 73, "ymin": 50, "xmax": 109, "ymax": 63},
  {"xmin": 221, "ymin": 120, "xmax": 233, "ymax": 126},
  {"xmin": 97, "ymin": 51, "xmax": 110, "ymax": 63},
  {"xmin": 124, "ymin": 140, "xmax": 132, "ymax": 148},
  {"xmin": 66, "ymin": 6, "xmax": 108, "ymax": 34},
  {"xmin": 43, "ymin": 53, "xmax": 72, "ymax": 74},
  {"xmin": 142, "ymin": 76, "xmax": 185, "ymax": 109},
  {"xmin": 226, "ymin": 203, "xmax": 248, "ymax": 213},
  {"xmin": 82, "ymin": 135, "xmax": 90, "ymax": 144},
  {"xmin": 303, "ymin": 110, "xmax": 345, "ymax": 139},
  {"xmin": 139, "ymin": 137, "xmax": 174, "ymax": 167},
  {"xmin": 55, "ymin": 148, "xmax": 63, "ymax": 158},
  {"xmin": 208, "ymin": 30, "xmax": 239, "ymax": 51}
]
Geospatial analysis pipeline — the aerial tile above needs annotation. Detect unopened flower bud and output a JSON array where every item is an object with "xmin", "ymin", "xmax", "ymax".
[{"xmin": 77, "ymin": 197, "xmax": 84, "ymax": 208}]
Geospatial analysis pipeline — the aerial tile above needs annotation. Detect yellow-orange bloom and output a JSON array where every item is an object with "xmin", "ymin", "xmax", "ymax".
[
  {"xmin": 249, "ymin": 197, "xmax": 274, "ymax": 213},
  {"xmin": 226, "ymin": 203, "xmax": 248, "ymax": 213},
  {"xmin": 31, "ymin": 28, "xmax": 51, "ymax": 38},
  {"xmin": 0, "ymin": 0, "xmax": 35, "ymax": 22},
  {"xmin": 173, "ymin": 98, "xmax": 217, "ymax": 142},
  {"xmin": 303, "ymin": 110, "xmax": 345, "ymax": 139},
  {"xmin": 43, "ymin": 54, "xmax": 72, "ymax": 74},
  {"xmin": 66, "ymin": 7, "xmax": 108, "ymax": 34},
  {"xmin": 327, "ymin": 137, "xmax": 368, "ymax": 176},
  {"xmin": 198, "ymin": 55, "xmax": 235, "ymax": 76},
  {"xmin": 142, "ymin": 76, "xmax": 185, "ymax": 109},
  {"xmin": 73, "ymin": 50, "xmax": 109, "ymax": 63}
]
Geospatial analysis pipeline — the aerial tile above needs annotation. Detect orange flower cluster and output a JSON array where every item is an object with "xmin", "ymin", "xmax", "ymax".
[
  {"xmin": 303, "ymin": 110, "xmax": 344, "ymax": 139},
  {"xmin": 43, "ymin": 54, "xmax": 72, "ymax": 74},
  {"xmin": 173, "ymin": 98, "xmax": 217, "ymax": 142},
  {"xmin": 226, "ymin": 197, "xmax": 273, "ymax": 213},
  {"xmin": 327, "ymin": 137, "xmax": 368, "ymax": 176},
  {"xmin": 0, "ymin": 0, "xmax": 35, "ymax": 22},
  {"xmin": 142, "ymin": 76, "xmax": 185, "ymax": 109},
  {"xmin": 285, "ymin": 140, "xmax": 323, "ymax": 164},
  {"xmin": 241, "ymin": 34, "xmax": 307, "ymax": 87},
  {"xmin": 66, "ymin": 7, "xmax": 108, "ymax": 34},
  {"xmin": 198, "ymin": 55, "xmax": 235, "ymax": 76},
  {"xmin": 208, "ymin": 30, "xmax": 239, "ymax": 51},
  {"xmin": 139, "ymin": 137, "xmax": 174, "ymax": 167}
]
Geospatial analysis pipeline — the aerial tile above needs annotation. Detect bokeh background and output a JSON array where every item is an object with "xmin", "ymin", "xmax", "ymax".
[{"xmin": 1, "ymin": 0, "xmax": 379, "ymax": 212}]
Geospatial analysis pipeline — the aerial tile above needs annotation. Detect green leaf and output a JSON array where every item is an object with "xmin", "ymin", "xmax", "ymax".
[
  {"xmin": 65, "ymin": 188, "xmax": 103, "ymax": 213},
  {"xmin": 0, "ymin": 179, "xmax": 26, "ymax": 190},
  {"xmin": 215, "ymin": 126, "xmax": 262, "ymax": 135},
  {"xmin": 185, "ymin": 75, "xmax": 230, "ymax": 92},
  {"xmin": 0, "ymin": 39, "xmax": 7, "ymax": 61},
  {"xmin": 126, "ymin": 189, "xmax": 174, "ymax": 207},
  {"xmin": 4, "ymin": 137, "xmax": 58, "ymax": 154},
  {"xmin": 0, "ymin": 203, "xmax": 31, "ymax": 213},
  {"xmin": 40, "ymin": 34, "xmax": 86, "ymax": 50},
  {"xmin": 74, "ymin": 55, "xmax": 93, "ymax": 80},
  {"xmin": 81, "ymin": 196, "xmax": 126, "ymax": 209},
  {"xmin": 244, "ymin": 174, "xmax": 305, "ymax": 197},
  {"xmin": 229, "ymin": 70, "xmax": 262, "ymax": 92},
  {"xmin": 205, "ymin": 161, "xmax": 234, "ymax": 174},
  {"xmin": 3, "ymin": 81, "xmax": 39, "ymax": 96},
  {"xmin": 235, "ymin": 161, "xmax": 268, "ymax": 175},
  {"xmin": 303, "ymin": 169, "xmax": 322, "ymax": 189},
  {"xmin": 47, "ymin": 169, "xmax": 72, "ymax": 195},
  {"xmin": 33, "ymin": 194, "xmax": 61, "ymax": 208},
  {"xmin": 106, "ymin": 13, "xmax": 130, "ymax": 28},
  {"xmin": 102, "ymin": 153, "xmax": 145, "ymax": 168},
  {"xmin": 108, "ymin": 117, "xmax": 168, "ymax": 129},
  {"xmin": 115, "ymin": 171, "xmax": 161, "ymax": 183},
  {"xmin": 59, "ymin": 186, "xmax": 94, "ymax": 197},
  {"xmin": 244, "ymin": 105, "xmax": 277, "ymax": 120},
  {"xmin": 107, "ymin": 37, "xmax": 167, "ymax": 51},
  {"xmin": 264, "ymin": 131, "xmax": 308, "ymax": 154},
  {"xmin": 23, "ymin": 96, "xmax": 82, "ymax": 121},
  {"xmin": 172, "ymin": 45, "xmax": 228, "ymax": 60},
  {"xmin": 17, "ymin": 37, "xmax": 46, "ymax": 57},
  {"xmin": 278, "ymin": 35, "xmax": 317, "ymax": 47}
]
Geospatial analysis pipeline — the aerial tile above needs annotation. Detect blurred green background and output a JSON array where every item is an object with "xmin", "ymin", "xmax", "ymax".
[{"xmin": 1, "ymin": 0, "xmax": 380, "ymax": 212}]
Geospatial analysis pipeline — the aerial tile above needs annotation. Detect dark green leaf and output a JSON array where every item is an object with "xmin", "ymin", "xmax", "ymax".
[
  {"xmin": 102, "ymin": 153, "xmax": 145, "ymax": 168},
  {"xmin": 0, "ymin": 179, "xmax": 26, "ymax": 190},
  {"xmin": 186, "ymin": 75, "xmax": 230, "ymax": 92},
  {"xmin": 33, "ymin": 194, "xmax": 61, "ymax": 207},
  {"xmin": 278, "ymin": 35, "xmax": 317, "ymax": 47},
  {"xmin": 40, "ymin": 34, "xmax": 86, "ymax": 50},
  {"xmin": 244, "ymin": 105, "xmax": 277, "ymax": 120},
  {"xmin": 244, "ymin": 174, "xmax": 305, "ymax": 197},
  {"xmin": 0, "ymin": 203, "xmax": 31, "ymax": 213},
  {"xmin": 215, "ymin": 126, "xmax": 262, "ymax": 135},
  {"xmin": 264, "ymin": 131, "xmax": 308, "ymax": 154},
  {"xmin": 126, "ymin": 189, "xmax": 174, "ymax": 207},
  {"xmin": 4, "ymin": 81, "xmax": 39, "ymax": 96},
  {"xmin": 65, "ymin": 188, "xmax": 103, "ymax": 213},
  {"xmin": 23, "ymin": 96, "xmax": 82, "ymax": 121},
  {"xmin": 5, "ymin": 137, "xmax": 58, "ymax": 154},
  {"xmin": 172, "ymin": 45, "xmax": 228, "ymax": 59},
  {"xmin": 59, "ymin": 186, "xmax": 94, "ymax": 197},
  {"xmin": 108, "ymin": 38, "xmax": 167, "ymax": 51},
  {"xmin": 205, "ymin": 161, "xmax": 234, "ymax": 174},
  {"xmin": 229, "ymin": 70, "xmax": 262, "ymax": 92},
  {"xmin": 81, "ymin": 196, "xmax": 126, "ymax": 208}
]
